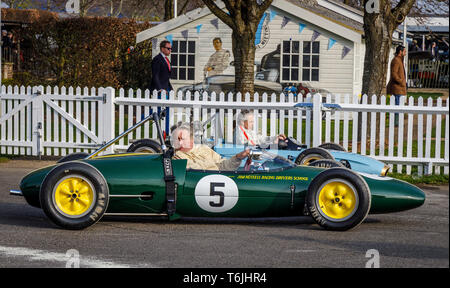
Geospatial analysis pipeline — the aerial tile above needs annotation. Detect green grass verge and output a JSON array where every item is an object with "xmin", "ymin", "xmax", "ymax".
[
  {"xmin": 407, "ymin": 92, "xmax": 445, "ymax": 100},
  {"xmin": 389, "ymin": 172, "xmax": 449, "ymax": 185}
]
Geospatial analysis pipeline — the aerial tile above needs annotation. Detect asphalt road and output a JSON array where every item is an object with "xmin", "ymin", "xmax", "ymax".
[{"xmin": 0, "ymin": 160, "xmax": 448, "ymax": 268}]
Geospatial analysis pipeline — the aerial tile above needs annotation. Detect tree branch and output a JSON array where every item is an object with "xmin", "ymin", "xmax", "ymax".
[
  {"xmin": 256, "ymin": 0, "xmax": 273, "ymax": 19},
  {"xmin": 178, "ymin": 0, "xmax": 190, "ymax": 15},
  {"xmin": 391, "ymin": 0, "xmax": 416, "ymax": 24},
  {"xmin": 202, "ymin": 0, "xmax": 235, "ymax": 30}
]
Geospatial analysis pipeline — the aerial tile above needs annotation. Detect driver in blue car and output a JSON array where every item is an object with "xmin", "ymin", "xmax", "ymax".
[
  {"xmin": 172, "ymin": 122, "xmax": 250, "ymax": 170},
  {"xmin": 236, "ymin": 110, "xmax": 286, "ymax": 147}
]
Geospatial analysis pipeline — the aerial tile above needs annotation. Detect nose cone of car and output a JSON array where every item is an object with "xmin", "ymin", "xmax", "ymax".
[{"xmin": 365, "ymin": 176, "xmax": 426, "ymax": 214}]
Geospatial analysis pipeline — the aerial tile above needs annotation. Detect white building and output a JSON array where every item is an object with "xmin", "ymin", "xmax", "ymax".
[{"xmin": 137, "ymin": 0, "xmax": 394, "ymax": 97}]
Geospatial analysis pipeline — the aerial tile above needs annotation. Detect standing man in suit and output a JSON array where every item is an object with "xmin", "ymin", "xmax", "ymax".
[{"xmin": 150, "ymin": 40, "xmax": 173, "ymax": 132}]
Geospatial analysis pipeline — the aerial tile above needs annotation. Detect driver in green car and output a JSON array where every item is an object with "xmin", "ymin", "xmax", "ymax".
[{"xmin": 172, "ymin": 122, "xmax": 250, "ymax": 170}]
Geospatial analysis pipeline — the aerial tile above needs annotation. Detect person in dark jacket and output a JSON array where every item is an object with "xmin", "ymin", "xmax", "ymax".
[
  {"xmin": 150, "ymin": 40, "xmax": 174, "ymax": 132},
  {"xmin": 386, "ymin": 45, "xmax": 407, "ymax": 125},
  {"xmin": 150, "ymin": 40, "xmax": 173, "ymax": 93}
]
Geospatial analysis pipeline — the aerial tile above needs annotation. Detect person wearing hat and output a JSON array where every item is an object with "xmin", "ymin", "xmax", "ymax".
[{"xmin": 386, "ymin": 45, "xmax": 407, "ymax": 126}]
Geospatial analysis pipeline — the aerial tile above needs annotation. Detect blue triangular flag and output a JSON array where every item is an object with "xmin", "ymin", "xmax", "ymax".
[
  {"xmin": 165, "ymin": 34, "xmax": 173, "ymax": 44},
  {"xmin": 299, "ymin": 23, "xmax": 306, "ymax": 33},
  {"xmin": 269, "ymin": 9, "xmax": 277, "ymax": 22},
  {"xmin": 196, "ymin": 24, "xmax": 203, "ymax": 34},
  {"xmin": 328, "ymin": 38, "xmax": 337, "ymax": 50}
]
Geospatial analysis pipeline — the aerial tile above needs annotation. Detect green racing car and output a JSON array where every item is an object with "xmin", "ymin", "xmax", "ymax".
[{"xmin": 11, "ymin": 110, "xmax": 425, "ymax": 231}]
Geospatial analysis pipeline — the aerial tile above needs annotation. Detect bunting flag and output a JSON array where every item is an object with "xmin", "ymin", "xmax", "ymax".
[
  {"xmin": 165, "ymin": 34, "xmax": 173, "ymax": 44},
  {"xmin": 328, "ymin": 38, "xmax": 337, "ymax": 50},
  {"xmin": 151, "ymin": 38, "xmax": 158, "ymax": 48},
  {"xmin": 269, "ymin": 9, "xmax": 277, "ymax": 22},
  {"xmin": 342, "ymin": 46, "xmax": 351, "ymax": 59},
  {"xmin": 195, "ymin": 24, "xmax": 203, "ymax": 34},
  {"xmin": 281, "ymin": 16, "xmax": 291, "ymax": 29},
  {"xmin": 210, "ymin": 18, "xmax": 219, "ymax": 30},
  {"xmin": 299, "ymin": 23, "xmax": 306, "ymax": 34},
  {"xmin": 181, "ymin": 30, "xmax": 189, "ymax": 40},
  {"xmin": 311, "ymin": 30, "xmax": 321, "ymax": 42},
  {"xmin": 255, "ymin": 13, "xmax": 268, "ymax": 46}
]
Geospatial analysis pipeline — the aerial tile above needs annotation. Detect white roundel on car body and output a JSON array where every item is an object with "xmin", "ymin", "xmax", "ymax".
[{"xmin": 194, "ymin": 174, "xmax": 239, "ymax": 213}]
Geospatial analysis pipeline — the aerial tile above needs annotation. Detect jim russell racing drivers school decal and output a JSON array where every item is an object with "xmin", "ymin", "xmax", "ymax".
[
  {"xmin": 236, "ymin": 175, "xmax": 308, "ymax": 181},
  {"xmin": 194, "ymin": 174, "xmax": 308, "ymax": 213}
]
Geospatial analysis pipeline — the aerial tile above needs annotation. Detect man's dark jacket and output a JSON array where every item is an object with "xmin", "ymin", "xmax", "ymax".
[{"xmin": 150, "ymin": 53, "xmax": 173, "ymax": 93}]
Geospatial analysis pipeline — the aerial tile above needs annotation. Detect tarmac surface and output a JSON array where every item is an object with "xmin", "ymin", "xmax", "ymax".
[{"xmin": 0, "ymin": 160, "xmax": 448, "ymax": 268}]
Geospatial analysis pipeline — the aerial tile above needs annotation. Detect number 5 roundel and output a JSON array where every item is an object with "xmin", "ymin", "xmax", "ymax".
[{"xmin": 194, "ymin": 175, "xmax": 239, "ymax": 213}]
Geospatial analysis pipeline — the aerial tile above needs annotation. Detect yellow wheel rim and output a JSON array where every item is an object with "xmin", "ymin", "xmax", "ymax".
[
  {"xmin": 53, "ymin": 176, "xmax": 95, "ymax": 218},
  {"xmin": 302, "ymin": 155, "xmax": 322, "ymax": 165},
  {"xmin": 317, "ymin": 179, "xmax": 358, "ymax": 222}
]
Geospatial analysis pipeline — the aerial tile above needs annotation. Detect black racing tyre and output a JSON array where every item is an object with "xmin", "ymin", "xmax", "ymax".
[
  {"xmin": 57, "ymin": 152, "xmax": 89, "ymax": 163},
  {"xmin": 295, "ymin": 147, "xmax": 334, "ymax": 166},
  {"xmin": 308, "ymin": 159, "xmax": 344, "ymax": 169},
  {"xmin": 318, "ymin": 142, "xmax": 347, "ymax": 152},
  {"xmin": 127, "ymin": 139, "xmax": 162, "ymax": 153},
  {"xmin": 306, "ymin": 168, "xmax": 371, "ymax": 231},
  {"xmin": 40, "ymin": 162, "xmax": 109, "ymax": 230}
]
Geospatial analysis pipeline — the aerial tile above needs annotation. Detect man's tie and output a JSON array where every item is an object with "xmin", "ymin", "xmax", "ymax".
[{"xmin": 165, "ymin": 56, "xmax": 171, "ymax": 71}]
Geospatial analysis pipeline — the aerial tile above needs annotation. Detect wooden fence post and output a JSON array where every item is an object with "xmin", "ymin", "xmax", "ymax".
[
  {"xmin": 103, "ymin": 87, "xmax": 115, "ymax": 154},
  {"xmin": 31, "ymin": 86, "xmax": 44, "ymax": 157},
  {"xmin": 312, "ymin": 93, "xmax": 322, "ymax": 147}
]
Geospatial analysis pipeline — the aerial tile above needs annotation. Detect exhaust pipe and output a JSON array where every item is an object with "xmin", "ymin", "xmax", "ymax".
[{"xmin": 10, "ymin": 190, "xmax": 23, "ymax": 196}]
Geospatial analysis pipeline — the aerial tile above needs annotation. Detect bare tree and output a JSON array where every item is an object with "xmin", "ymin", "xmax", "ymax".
[
  {"xmin": 202, "ymin": 0, "xmax": 273, "ymax": 94},
  {"xmin": 107, "ymin": 0, "xmax": 124, "ymax": 17},
  {"xmin": 361, "ymin": 0, "xmax": 416, "ymax": 97}
]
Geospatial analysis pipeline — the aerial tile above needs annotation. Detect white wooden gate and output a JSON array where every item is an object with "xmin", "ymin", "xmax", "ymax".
[{"xmin": 0, "ymin": 86, "xmax": 114, "ymax": 157}]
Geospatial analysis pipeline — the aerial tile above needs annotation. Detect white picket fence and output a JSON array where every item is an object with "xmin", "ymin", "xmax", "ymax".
[{"xmin": 0, "ymin": 85, "xmax": 448, "ymax": 175}]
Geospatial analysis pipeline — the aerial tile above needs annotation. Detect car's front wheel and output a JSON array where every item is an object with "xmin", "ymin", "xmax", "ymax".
[
  {"xmin": 40, "ymin": 162, "xmax": 109, "ymax": 230},
  {"xmin": 295, "ymin": 147, "xmax": 334, "ymax": 165},
  {"xmin": 306, "ymin": 168, "xmax": 371, "ymax": 231}
]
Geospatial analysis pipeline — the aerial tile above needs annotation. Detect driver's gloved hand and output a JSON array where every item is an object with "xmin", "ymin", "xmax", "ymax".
[{"xmin": 278, "ymin": 140, "xmax": 288, "ymax": 150}]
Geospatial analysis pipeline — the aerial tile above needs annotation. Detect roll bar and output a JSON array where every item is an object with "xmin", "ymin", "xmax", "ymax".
[{"xmin": 86, "ymin": 109, "xmax": 168, "ymax": 159}]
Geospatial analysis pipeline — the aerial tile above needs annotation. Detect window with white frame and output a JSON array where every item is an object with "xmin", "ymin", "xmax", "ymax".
[
  {"xmin": 280, "ymin": 40, "xmax": 320, "ymax": 82},
  {"xmin": 302, "ymin": 41, "xmax": 320, "ymax": 81},
  {"xmin": 170, "ymin": 40, "xmax": 196, "ymax": 81},
  {"xmin": 281, "ymin": 40, "xmax": 300, "ymax": 82}
]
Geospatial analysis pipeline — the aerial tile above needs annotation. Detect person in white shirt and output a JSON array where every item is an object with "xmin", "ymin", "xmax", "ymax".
[{"xmin": 235, "ymin": 110, "xmax": 286, "ymax": 147}]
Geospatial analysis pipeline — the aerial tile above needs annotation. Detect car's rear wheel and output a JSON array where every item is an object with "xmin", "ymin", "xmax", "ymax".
[
  {"xmin": 127, "ymin": 139, "xmax": 162, "ymax": 153},
  {"xmin": 40, "ymin": 162, "xmax": 109, "ymax": 230},
  {"xmin": 57, "ymin": 152, "xmax": 89, "ymax": 163},
  {"xmin": 306, "ymin": 168, "xmax": 371, "ymax": 231},
  {"xmin": 295, "ymin": 147, "xmax": 334, "ymax": 166},
  {"xmin": 318, "ymin": 142, "xmax": 346, "ymax": 152}
]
